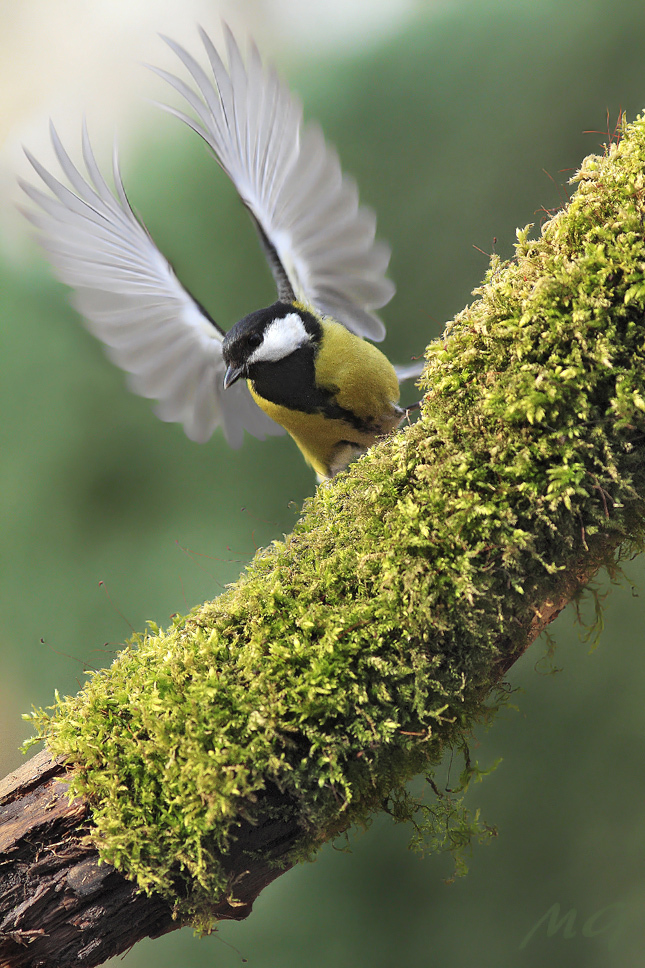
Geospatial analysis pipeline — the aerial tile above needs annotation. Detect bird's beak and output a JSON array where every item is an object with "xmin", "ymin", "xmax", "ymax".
[{"xmin": 223, "ymin": 364, "xmax": 245, "ymax": 390}]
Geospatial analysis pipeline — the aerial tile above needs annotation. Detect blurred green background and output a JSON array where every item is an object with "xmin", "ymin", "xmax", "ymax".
[{"xmin": 3, "ymin": 0, "xmax": 645, "ymax": 965}]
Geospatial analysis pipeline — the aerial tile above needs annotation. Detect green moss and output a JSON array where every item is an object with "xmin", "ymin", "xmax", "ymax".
[{"xmin": 25, "ymin": 115, "xmax": 645, "ymax": 923}]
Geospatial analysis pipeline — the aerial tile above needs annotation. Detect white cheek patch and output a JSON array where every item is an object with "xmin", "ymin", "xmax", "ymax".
[{"xmin": 248, "ymin": 312, "xmax": 310, "ymax": 364}]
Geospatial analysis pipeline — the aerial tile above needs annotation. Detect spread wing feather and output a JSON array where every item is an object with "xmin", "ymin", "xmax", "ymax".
[
  {"xmin": 20, "ymin": 120, "xmax": 283, "ymax": 446},
  {"xmin": 152, "ymin": 25, "xmax": 395, "ymax": 339},
  {"xmin": 20, "ymin": 25, "xmax": 396, "ymax": 453}
]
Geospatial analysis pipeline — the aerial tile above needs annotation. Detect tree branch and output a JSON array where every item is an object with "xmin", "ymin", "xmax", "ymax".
[
  {"xmin": 0, "ymin": 522, "xmax": 619, "ymax": 968},
  {"xmin": 4, "ymin": 116, "xmax": 645, "ymax": 967},
  {"xmin": 0, "ymin": 750, "xmax": 303, "ymax": 968}
]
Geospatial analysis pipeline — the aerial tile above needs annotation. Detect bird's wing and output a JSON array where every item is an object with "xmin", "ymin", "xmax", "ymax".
[
  {"xmin": 20, "ymin": 121, "xmax": 284, "ymax": 447},
  {"xmin": 393, "ymin": 360, "xmax": 425, "ymax": 383},
  {"xmin": 151, "ymin": 25, "xmax": 395, "ymax": 341}
]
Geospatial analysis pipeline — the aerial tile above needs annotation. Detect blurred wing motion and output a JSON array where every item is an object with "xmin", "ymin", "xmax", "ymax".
[
  {"xmin": 19, "ymin": 122, "xmax": 282, "ymax": 446},
  {"xmin": 393, "ymin": 361, "xmax": 425, "ymax": 383},
  {"xmin": 152, "ymin": 25, "xmax": 395, "ymax": 340}
]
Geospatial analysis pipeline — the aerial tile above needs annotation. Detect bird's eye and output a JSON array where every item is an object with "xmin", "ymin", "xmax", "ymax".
[{"xmin": 247, "ymin": 333, "xmax": 262, "ymax": 349}]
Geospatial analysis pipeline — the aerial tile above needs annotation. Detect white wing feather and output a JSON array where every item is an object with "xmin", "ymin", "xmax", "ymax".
[
  {"xmin": 20, "ymin": 120, "xmax": 283, "ymax": 447},
  {"xmin": 151, "ymin": 25, "xmax": 395, "ymax": 340}
]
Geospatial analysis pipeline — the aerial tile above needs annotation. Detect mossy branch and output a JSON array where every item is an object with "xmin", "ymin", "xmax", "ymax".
[{"xmin": 4, "ymin": 114, "xmax": 645, "ymax": 966}]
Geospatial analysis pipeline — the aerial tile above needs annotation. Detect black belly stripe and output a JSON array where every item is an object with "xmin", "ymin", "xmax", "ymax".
[{"xmin": 249, "ymin": 346, "xmax": 376, "ymax": 433}]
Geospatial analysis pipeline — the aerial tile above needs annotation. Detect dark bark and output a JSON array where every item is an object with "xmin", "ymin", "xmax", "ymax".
[{"xmin": 0, "ymin": 749, "xmax": 297, "ymax": 968}]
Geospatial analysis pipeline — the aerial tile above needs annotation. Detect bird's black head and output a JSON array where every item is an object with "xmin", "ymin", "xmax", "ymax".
[{"xmin": 222, "ymin": 302, "xmax": 322, "ymax": 389}]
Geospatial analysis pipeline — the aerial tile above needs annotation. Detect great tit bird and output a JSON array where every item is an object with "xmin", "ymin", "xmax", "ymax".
[{"xmin": 21, "ymin": 26, "xmax": 420, "ymax": 479}]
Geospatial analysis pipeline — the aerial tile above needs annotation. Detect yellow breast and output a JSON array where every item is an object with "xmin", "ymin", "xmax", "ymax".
[{"xmin": 249, "ymin": 318, "xmax": 401, "ymax": 478}]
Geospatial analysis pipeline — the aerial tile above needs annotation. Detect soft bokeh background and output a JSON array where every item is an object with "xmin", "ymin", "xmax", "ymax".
[{"xmin": 3, "ymin": 1, "xmax": 645, "ymax": 965}]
